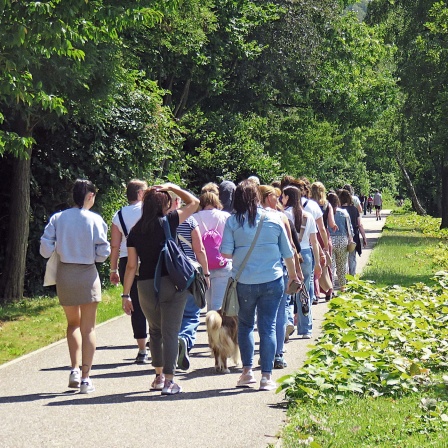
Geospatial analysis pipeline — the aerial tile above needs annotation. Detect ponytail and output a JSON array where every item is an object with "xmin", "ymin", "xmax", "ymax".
[{"xmin": 73, "ymin": 179, "xmax": 96, "ymax": 208}]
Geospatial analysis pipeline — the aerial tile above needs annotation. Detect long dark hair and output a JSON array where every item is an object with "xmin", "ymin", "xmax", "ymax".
[
  {"xmin": 133, "ymin": 187, "xmax": 171, "ymax": 233},
  {"xmin": 73, "ymin": 179, "xmax": 96, "ymax": 208},
  {"xmin": 283, "ymin": 186, "xmax": 303, "ymax": 232},
  {"xmin": 234, "ymin": 180, "xmax": 260, "ymax": 227},
  {"xmin": 327, "ymin": 192, "xmax": 340, "ymax": 212}
]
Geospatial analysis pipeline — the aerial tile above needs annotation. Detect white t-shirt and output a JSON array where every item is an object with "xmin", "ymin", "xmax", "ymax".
[
  {"xmin": 194, "ymin": 209, "xmax": 230, "ymax": 236},
  {"xmin": 301, "ymin": 197, "xmax": 323, "ymax": 222},
  {"xmin": 284, "ymin": 207, "xmax": 317, "ymax": 250},
  {"xmin": 112, "ymin": 202, "xmax": 142, "ymax": 258}
]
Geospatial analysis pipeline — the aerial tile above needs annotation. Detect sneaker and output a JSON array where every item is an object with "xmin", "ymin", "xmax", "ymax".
[
  {"xmin": 68, "ymin": 369, "xmax": 80, "ymax": 389},
  {"xmin": 312, "ymin": 298, "xmax": 319, "ymax": 305},
  {"xmin": 161, "ymin": 380, "xmax": 182, "ymax": 395},
  {"xmin": 177, "ymin": 337, "xmax": 190, "ymax": 370},
  {"xmin": 259, "ymin": 377, "xmax": 277, "ymax": 391},
  {"xmin": 274, "ymin": 356, "xmax": 287, "ymax": 369},
  {"xmin": 300, "ymin": 334, "xmax": 312, "ymax": 339},
  {"xmin": 80, "ymin": 379, "xmax": 95, "ymax": 394},
  {"xmin": 236, "ymin": 372, "xmax": 257, "ymax": 388},
  {"xmin": 150, "ymin": 374, "xmax": 165, "ymax": 391},
  {"xmin": 135, "ymin": 351, "xmax": 149, "ymax": 364},
  {"xmin": 284, "ymin": 324, "xmax": 295, "ymax": 342}
]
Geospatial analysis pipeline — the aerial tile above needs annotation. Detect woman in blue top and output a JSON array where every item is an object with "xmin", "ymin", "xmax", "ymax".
[{"xmin": 220, "ymin": 180, "xmax": 299, "ymax": 391}]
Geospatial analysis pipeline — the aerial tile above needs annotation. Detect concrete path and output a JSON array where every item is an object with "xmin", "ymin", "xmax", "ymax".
[{"xmin": 0, "ymin": 210, "xmax": 390, "ymax": 448}]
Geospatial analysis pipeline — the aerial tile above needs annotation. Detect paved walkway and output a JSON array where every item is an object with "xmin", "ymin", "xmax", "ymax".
[{"xmin": 0, "ymin": 210, "xmax": 390, "ymax": 448}]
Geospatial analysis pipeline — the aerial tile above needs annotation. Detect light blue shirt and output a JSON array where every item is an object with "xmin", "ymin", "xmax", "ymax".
[
  {"xmin": 40, "ymin": 208, "xmax": 110, "ymax": 264},
  {"xmin": 220, "ymin": 208, "xmax": 293, "ymax": 285}
]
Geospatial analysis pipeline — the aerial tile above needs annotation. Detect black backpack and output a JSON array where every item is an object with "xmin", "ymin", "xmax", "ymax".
[{"xmin": 154, "ymin": 216, "xmax": 195, "ymax": 297}]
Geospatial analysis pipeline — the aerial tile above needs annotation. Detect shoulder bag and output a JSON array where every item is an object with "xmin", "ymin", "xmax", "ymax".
[
  {"xmin": 43, "ymin": 250, "xmax": 58, "ymax": 286},
  {"xmin": 178, "ymin": 233, "xmax": 208, "ymax": 309}
]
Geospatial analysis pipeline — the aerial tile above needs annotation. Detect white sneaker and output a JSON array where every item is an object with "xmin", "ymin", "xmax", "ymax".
[
  {"xmin": 80, "ymin": 379, "xmax": 95, "ymax": 394},
  {"xmin": 68, "ymin": 370, "xmax": 80, "ymax": 389},
  {"xmin": 259, "ymin": 377, "xmax": 277, "ymax": 391}
]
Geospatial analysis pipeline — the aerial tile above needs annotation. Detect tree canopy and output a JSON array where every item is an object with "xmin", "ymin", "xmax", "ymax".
[{"xmin": 0, "ymin": 0, "xmax": 442, "ymax": 302}]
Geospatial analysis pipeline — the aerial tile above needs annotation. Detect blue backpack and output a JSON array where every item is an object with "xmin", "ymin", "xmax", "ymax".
[{"xmin": 154, "ymin": 216, "xmax": 195, "ymax": 297}]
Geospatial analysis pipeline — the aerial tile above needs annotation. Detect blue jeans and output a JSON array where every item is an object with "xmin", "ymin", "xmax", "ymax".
[
  {"xmin": 297, "ymin": 248, "xmax": 313, "ymax": 335},
  {"xmin": 206, "ymin": 263, "xmax": 232, "ymax": 311},
  {"xmin": 179, "ymin": 293, "xmax": 200, "ymax": 351},
  {"xmin": 275, "ymin": 270, "xmax": 288, "ymax": 356},
  {"xmin": 237, "ymin": 277, "xmax": 284, "ymax": 374},
  {"xmin": 348, "ymin": 250, "xmax": 357, "ymax": 276},
  {"xmin": 286, "ymin": 295, "xmax": 294, "ymax": 326}
]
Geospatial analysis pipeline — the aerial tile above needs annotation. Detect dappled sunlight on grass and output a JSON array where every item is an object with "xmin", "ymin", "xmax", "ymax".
[{"xmin": 0, "ymin": 286, "xmax": 123, "ymax": 365}]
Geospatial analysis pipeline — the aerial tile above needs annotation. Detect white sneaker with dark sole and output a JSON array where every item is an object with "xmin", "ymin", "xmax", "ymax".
[
  {"xmin": 80, "ymin": 379, "xmax": 95, "ymax": 394},
  {"xmin": 68, "ymin": 370, "xmax": 80, "ymax": 389}
]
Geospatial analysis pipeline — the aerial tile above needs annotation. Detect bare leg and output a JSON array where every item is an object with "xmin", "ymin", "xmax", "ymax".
[
  {"xmin": 136, "ymin": 337, "xmax": 147, "ymax": 351},
  {"xmin": 79, "ymin": 302, "xmax": 98, "ymax": 379},
  {"xmin": 62, "ymin": 305, "xmax": 82, "ymax": 369}
]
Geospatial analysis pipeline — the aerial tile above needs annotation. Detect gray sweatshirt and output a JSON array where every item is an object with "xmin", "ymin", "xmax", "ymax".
[{"xmin": 40, "ymin": 208, "xmax": 110, "ymax": 264}]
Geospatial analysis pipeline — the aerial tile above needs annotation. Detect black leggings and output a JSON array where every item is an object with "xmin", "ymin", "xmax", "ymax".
[{"xmin": 119, "ymin": 257, "xmax": 147, "ymax": 340}]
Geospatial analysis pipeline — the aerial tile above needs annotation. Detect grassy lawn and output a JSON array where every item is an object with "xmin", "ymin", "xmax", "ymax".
[
  {"xmin": 278, "ymin": 212, "xmax": 448, "ymax": 448},
  {"xmin": 361, "ymin": 213, "xmax": 448, "ymax": 287},
  {"xmin": 0, "ymin": 285, "xmax": 123, "ymax": 365}
]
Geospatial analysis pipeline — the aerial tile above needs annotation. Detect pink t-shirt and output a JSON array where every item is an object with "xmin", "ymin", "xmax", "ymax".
[{"xmin": 194, "ymin": 209, "xmax": 230, "ymax": 236}]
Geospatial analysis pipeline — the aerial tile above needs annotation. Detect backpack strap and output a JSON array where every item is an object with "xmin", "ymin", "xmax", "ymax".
[
  {"xmin": 118, "ymin": 209, "xmax": 128, "ymax": 237},
  {"xmin": 196, "ymin": 214, "xmax": 209, "ymax": 233},
  {"xmin": 154, "ymin": 216, "xmax": 172, "ymax": 300}
]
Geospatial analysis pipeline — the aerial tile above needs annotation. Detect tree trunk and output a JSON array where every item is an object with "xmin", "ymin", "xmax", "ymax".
[
  {"xmin": 0, "ymin": 147, "xmax": 32, "ymax": 303},
  {"xmin": 441, "ymin": 152, "xmax": 448, "ymax": 229},
  {"xmin": 395, "ymin": 152, "xmax": 426, "ymax": 215}
]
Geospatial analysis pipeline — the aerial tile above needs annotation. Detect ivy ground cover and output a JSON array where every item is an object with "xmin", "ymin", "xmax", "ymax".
[{"xmin": 278, "ymin": 213, "xmax": 448, "ymax": 447}]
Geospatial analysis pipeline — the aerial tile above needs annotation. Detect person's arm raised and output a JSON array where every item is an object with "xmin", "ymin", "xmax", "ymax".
[{"xmin": 157, "ymin": 183, "xmax": 199, "ymax": 224}]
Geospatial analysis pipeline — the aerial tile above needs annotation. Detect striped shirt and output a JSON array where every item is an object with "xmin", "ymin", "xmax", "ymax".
[{"xmin": 177, "ymin": 216, "xmax": 198, "ymax": 260}]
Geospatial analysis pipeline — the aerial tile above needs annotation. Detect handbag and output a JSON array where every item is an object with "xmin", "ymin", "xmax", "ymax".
[
  {"xmin": 43, "ymin": 251, "xmax": 58, "ymax": 286},
  {"xmin": 221, "ymin": 213, "xmax": 265, "ymax": 317},
  {"xmin": 178, "ymin": 234, "xmax": 208, "ymax": 308},
  {"xmin": 345, "ymin": 213, "xmax": 356, "ymax": 253},
  {"xmin": 319, "ymin": 265, "xmax": 332, "ymax": 292},
  {"xmin": 294, "ymin": 282, "xmax": 310, "ymax": 316}
]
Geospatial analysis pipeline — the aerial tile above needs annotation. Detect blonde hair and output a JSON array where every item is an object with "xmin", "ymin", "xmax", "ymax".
[
  {"xmin": 311, "ymin": 181, "xmax": 327, "ymax": 206},
  {"xmin": 201, "ymin": 182, "xmax": 219, "ymax": 196},
  {"xmin": 199, "ymin": 191, "xmax": 222, "ymax": 210},
  {"xmin": 259, "ymin": 185, "xmax": 283, "ymax": 211},
  {"xmin": 259, "ymin": 185, "xmax": 276, "ymax": 203}
]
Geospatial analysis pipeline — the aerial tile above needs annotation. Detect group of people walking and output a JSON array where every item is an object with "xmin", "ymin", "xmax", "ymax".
[{"xmin": 40, "ymin": 175, "xmax": 369, "ymax": 395}]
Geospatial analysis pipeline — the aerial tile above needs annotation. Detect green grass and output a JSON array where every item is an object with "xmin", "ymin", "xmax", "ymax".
[
  {"xmin": 282, "ymin": 391, "xmax": 448, "ymax": 448},
  {"xmin": 0, "ymin": 286, "xmax": 122, "ymax": 365},
  {"xmin": 280, "ymin": 212, "xmax": 448, "ymax": 447},
  {"xmin": 361, "ymin": 213, "xmax": 448, "ymax": 287}
]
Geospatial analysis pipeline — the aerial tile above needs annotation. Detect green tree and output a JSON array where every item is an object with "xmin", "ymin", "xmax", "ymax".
[
  {"xmin": 367, "ymin": 0, "xmax": 448, "ymax": 226},
  {"xmin": 0, "ymin": 1, "xmax": 163, "ymax": 302}
]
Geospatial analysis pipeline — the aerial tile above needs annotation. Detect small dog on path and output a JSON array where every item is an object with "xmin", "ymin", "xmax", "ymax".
[{"xmin": 205, "ymin": 310, "xmax": 240, "ymax": 373}]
